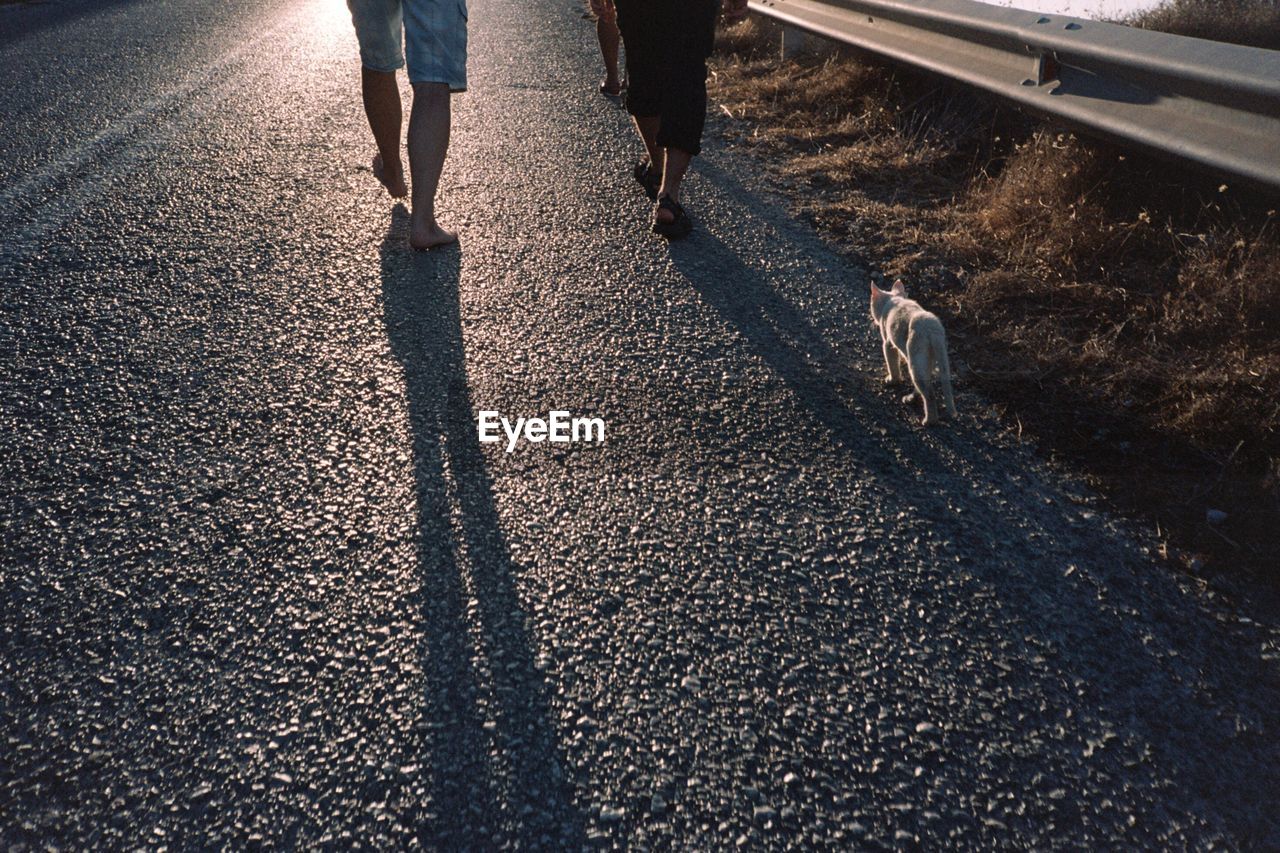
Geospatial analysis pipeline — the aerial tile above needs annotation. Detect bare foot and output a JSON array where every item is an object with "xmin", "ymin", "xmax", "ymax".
[
  {"xmin": 372, "ymin": 154, "xmax": 408, "ymax": 198},
  {"xmin": 409, "ymin": 219, "xmax": 458, "ymax": 250}
]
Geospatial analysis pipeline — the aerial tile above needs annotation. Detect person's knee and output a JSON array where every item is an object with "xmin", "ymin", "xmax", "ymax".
[
  {"xmin": 411, "ymin": 81, "xmax": 451, "ymax": 104},
  {"xmin": 656, "ymin": 116, "xmax": 705, "ymax": 158},
  {"xmin": 624, "ymin": 73, "xmax": 662, "ymax": 120},
  {"xmin": 362, "ymin": 67, "xmax": 398, "ymax": 85}
]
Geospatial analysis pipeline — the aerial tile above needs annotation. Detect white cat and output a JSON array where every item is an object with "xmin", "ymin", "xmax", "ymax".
[{"xmin": 869, "ymin": 279, "xmax": 956, "ymax": 426}]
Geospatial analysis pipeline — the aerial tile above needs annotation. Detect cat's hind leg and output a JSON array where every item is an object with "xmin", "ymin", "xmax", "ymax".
[{"xmin": 906, "ymin": 343, "xmax": 937, "ymax": 426}]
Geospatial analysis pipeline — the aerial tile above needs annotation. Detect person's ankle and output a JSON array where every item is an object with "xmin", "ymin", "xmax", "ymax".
[
  {"xmin": 654, "ymin": 196, "xmax": 676, "ymax": 223},
  {"xmin": 409, "ymin": 216, "xmax": 458, "ymax": 249}
]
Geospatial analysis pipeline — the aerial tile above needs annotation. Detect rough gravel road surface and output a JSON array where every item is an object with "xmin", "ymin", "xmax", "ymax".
[{"xmin": 3, "ymin": 0, "xmax": 1279, "ymax": 848}]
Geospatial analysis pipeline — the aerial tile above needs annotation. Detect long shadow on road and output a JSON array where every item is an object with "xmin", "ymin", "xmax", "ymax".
[
  {"xmin": 667, "ymin": 215, "xmax": 1280, "ymax": 844},
  {"xmin": 379, "ymin": 208, "xmax": 584, "ymax": 848}
]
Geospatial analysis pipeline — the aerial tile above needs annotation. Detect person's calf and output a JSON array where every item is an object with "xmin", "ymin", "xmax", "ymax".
[
  {"xmin": 631, "ymin": 115, "xmax": 663, "ymax": 173},
  {"xmin": 596, "ymin": 18, "xmax": 621, "ymax": 94},
  {"xmin": 407, "ymin": 82, "xmax": 457, "ymax": 249},
  {"xmin": 360, "ymin": 68, "xmax": 407, "ymax": 198},
  {"xmin": 656, "ymin": 146, "xmax": 693, "ymax": 220}
]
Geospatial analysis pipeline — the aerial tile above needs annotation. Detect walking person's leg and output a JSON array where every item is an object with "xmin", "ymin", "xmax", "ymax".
[
  {"xmin": 349, "ymin": 0, "xmax": 410, "ymax": 198},
  {"xmin": 402, "ymin": 0, "xmax": 468, "ymax": 249},
  {"xmin": 626, "ymin": 0, "xmax": 745, "ymax": 237},
  {"xmin": 590, "ymin": 0, "xmax": 622, "ymax": 96},
  {"xmin": 649, "ymin": 0, "xmax": 718, "ymax": 237},
  {"xmin": 655, "ymin": 150, "xmax": 692, "ymax": 210},
  {"xmin": 650, "ymin": 50, "xmax": 702, "ymax": 230},
  {"xmin": 363, "ymin": 69, "xmax": 409, "ymax": 198},
  {"xmin": 633, "ymin": 117, "xmax": 663, "ymax": 178},
  {"xmin": 613, "ymin": 0, "xmax": 663, "ymax": 198},
  {"xmin": 406, "ymin": 82, "xmax": 455, "ymax": 249}
]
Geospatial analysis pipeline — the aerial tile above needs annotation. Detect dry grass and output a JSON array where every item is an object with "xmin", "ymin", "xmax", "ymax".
[
  {"xmin": 709, "ymin": 10, "xmax": 1280, "ymax": 583},
  {"xmin": 1127, "ymin": 0, "xmax": 1280, "ymax": 48}
]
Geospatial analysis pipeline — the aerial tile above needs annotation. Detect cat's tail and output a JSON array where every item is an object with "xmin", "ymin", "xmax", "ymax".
[{"xmin": 931, "ymin": 326, "xmax": 957, "ymax": 417}]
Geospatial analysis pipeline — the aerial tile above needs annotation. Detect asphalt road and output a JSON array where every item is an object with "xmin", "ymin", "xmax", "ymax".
[{"xmin": 3, "ymin": 0, "xmax": 1279, "ymax": 848}]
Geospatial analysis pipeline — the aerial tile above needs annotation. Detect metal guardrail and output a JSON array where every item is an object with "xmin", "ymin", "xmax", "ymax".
[{"xmin": 748, "ymin": 0, "xmax": 1280, "ymax": 192}]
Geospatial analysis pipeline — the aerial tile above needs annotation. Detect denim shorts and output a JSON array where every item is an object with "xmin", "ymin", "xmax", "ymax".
[{"xmin": 347, "ymin": 0, "xmax": 468, "ymax": 91}]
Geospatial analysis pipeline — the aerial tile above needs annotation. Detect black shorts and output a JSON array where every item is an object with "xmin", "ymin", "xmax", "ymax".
[{"xmin": 614, "ymin": 0, "xmax": 719, "ymax": 156}]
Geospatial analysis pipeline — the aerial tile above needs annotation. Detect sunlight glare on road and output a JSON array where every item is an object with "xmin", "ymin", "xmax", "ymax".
[{"xmin": 312, "ymin": 0, "xmax": 355, "ymax": 49}]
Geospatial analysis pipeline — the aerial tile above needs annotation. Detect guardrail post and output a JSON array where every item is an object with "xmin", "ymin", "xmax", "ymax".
[{"xmin": 781, "ymin": 24, "xmax": 812, "ymax": 59}]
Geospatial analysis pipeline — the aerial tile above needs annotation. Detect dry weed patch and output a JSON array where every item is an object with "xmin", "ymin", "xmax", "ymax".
[
  {"xmin": 710, "ymin": 12, "xmax": 1280, "ymax": 583},
  {"xmin": 1129, "ymin": 0, "xmax": 1280, "ymax": 47}
]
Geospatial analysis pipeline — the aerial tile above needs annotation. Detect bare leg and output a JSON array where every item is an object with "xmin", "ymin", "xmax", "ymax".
[
  {"xmin": 597, "ymin": 15, "xmax": 621, "ymax": 93},
  {"xmin": 655, "ymin": 147, "xmax": 692, "ymax": 225},
  {"xmin": 632, "ymin": 115, "xmax": 663, "ymax": 176},
  {"xmin": 407, "ymin": 81, "xmax": 457, "ymax": 250},
  {"xmin": 360, "ymin": 68, "xmax": 408, "ymax": 198}
]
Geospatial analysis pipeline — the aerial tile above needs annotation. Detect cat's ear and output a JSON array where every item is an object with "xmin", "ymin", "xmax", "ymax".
[{"xmin": 891, "ymin": 279, "xmax": 906, "ymax": 296}]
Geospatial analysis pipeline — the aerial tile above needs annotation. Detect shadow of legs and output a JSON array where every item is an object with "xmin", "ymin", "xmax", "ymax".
[{"xmin": 379, "ymin": 209, "xmax": 583, "ymax": 846}]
